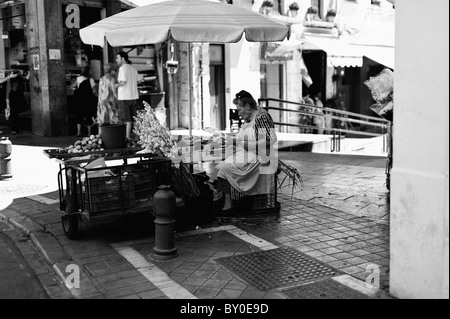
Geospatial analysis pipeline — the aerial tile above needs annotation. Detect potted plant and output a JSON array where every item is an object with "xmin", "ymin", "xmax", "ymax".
[
  {"xmin": 306, "ymin": 6, "xmax": 318, "ymax": 21},
  {"xmin": 287, "ymin": 2, "xmax": 300, "ymax": 17},
  {"xmin": 326, "ymin": 9, "xmax": 337, "ymax": 23}
]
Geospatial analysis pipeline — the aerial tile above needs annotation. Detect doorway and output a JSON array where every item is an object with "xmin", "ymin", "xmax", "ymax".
[{"xmin": 209, "ymin": 45, "xmax": 225, "ymax": 130}]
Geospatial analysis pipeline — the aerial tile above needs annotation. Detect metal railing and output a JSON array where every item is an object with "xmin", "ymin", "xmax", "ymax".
[{"xmin": 258, "ymin": 98, "xmax": 391, "ymax": 153}]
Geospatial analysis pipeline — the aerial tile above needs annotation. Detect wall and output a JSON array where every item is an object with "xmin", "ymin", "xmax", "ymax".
[
  {"xmin": 226, "ymin": 39, "xmax": 261, "ymax": 130},
  {"xmin": 390, "ymin": 0, "xmax": 449, "ymax": 299}
]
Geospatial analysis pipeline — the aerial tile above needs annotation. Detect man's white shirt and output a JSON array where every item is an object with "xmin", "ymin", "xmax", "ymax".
[{"xmin": 117, "ymin": 64, "xmax": 139, "ymax": 101}]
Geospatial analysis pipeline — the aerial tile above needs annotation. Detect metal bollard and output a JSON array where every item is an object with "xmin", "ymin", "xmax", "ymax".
[
  {"xmin": 152, "ymin": 185, "xmax": 178, "ymax": 260},
  {"xmin": 0, "ymin": 137, "xmax": 13, "ymax": 180}
]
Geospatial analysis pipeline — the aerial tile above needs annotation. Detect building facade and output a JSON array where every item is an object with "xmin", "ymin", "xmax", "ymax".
[{"xmin": 0, "ymin": 0, "xmax": 133, "ymax": 136}]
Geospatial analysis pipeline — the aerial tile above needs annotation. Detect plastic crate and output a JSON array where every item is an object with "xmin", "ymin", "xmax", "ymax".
[
  {"xmin": 81, "ymin": 175, "xmax": 135, "ymax": 215},
  {"xmin": 230, "ymin": 174, "xmax": 280, "ymax": 214},
  {"xmin": 126, "ymin": 159, "xmax": 172, "ymax": 200}
]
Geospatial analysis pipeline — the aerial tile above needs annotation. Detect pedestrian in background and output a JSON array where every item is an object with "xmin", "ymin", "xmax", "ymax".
[
  {"xmin": 72, "ymin": 66, "xmax": 98, "ymax": 137},
  {"xmin": 97, "ymin": 63, "xmax": 119, "ymax": 135},
  {"xmin": 313, "ymin": 92, "xmax": 326, "ymax": 134},
  {"xmin": 299, "ymin": 90, "xmax": 314, "ymax": 133},
  {"xmin": 1, "ymin": 72, "xmax": 18, "ymax": 128},
  {"xmin": 115, "ymin": 51, "xmax": 140, "ymax": 139},
  {"xmin": 0, "ymin": 71, "xmax": 18, "ymax": 85},
  {"xmin": 6, "ymin": 71, "xmax": 27, "ymax": 135}
]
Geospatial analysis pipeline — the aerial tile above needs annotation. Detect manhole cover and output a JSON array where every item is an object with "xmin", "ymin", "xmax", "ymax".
[
  {"xmin": 282, "ymin": 279, "xmax": 371, "ymax": 299},
  {"xmin": 216, "ymin": 247, "xmax": 341, "ymax": 291}
]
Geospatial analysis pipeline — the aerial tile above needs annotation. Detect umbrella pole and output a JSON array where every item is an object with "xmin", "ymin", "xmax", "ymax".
[{"xmin": 188, "ymin": 42, "xmax": 193, "ymax": 137}]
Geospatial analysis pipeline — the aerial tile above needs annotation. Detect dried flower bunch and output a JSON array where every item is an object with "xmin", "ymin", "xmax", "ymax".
[
  {"xmin": 133, "ymin": 101, "xmax": 200, "ymax": 198},
  {"xmin": 133, "ymin": 101, "xmax": 179, "ymax": 158},
  {"xmin": 365, "ymin": 68, "xmax": 394, "ymax": 121}
]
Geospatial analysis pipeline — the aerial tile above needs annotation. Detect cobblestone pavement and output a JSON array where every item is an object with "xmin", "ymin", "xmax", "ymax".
[{"xmin": 0, "ymin": 133, "xmax": 392, "ymax": 299}]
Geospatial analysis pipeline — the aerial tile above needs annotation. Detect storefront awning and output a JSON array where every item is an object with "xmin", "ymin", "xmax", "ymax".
[
  {"xmin": 302, "ymin": 35, "xmax": 364, "ymax": 68},
  {"xmin": 361, "ymin": 46, "xmax": 395, "ymax": 69},
  {"xmin": 328, "ymin": 56, "xmax": 362, "ymax": 68},
  {"xmin": 302, "ymin": 35, "xmax": 394, "ymax": 69}
]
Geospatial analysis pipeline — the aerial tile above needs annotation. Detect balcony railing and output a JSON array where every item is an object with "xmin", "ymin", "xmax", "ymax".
[{"xmin": 259, "ymin": 97, "xmax": 391, "ymax": 154}]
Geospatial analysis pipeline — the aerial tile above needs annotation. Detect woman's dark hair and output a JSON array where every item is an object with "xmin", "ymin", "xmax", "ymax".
[
  {"xmin": 81, "ymin": 66, "xmax": 91, "ymax": 78},
  {"xmin": 233, "ymin": 90, "xmax": 258, "ymax": 110}
]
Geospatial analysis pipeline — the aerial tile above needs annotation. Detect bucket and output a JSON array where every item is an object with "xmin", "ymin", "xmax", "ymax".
[{"xmin": 101, "ymin": 124, "xmax": 127, "ymax": 150}]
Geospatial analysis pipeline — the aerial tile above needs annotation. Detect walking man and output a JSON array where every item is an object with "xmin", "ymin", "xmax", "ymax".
[{"xmin": 115, "ymin": 51, "xmax": 139, "ymax": 139}]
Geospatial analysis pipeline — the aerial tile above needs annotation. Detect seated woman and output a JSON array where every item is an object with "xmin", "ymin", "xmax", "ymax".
[{"xmin": 214, "ymin": 90, "xmax": 278, "ymax": 211}]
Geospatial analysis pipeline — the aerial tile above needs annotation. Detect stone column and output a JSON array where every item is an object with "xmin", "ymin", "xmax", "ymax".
[
  {"xmin": 0, "ymin": 9, "xmax": 5, "ymax": 70},
  {"xmin": 286, "ymin": 48, "xmax": 303, "ymax": 133},
  {"xmin": 106, "ymin": 0, "xmax": 121, "ymax": 62},
  {"xmin": 26, "ymin": 0, "xmax": 67, "ymax": 136},
  {"xmin": 390, "ymin": 0, "xmax": 449, "ymax": 299},
  {"xmin": 177, "ymin": 43, "xmax": 191, "ymax": 129}
]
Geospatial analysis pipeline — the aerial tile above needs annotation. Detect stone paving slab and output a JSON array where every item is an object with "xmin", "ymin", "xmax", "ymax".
[
  {"xmin": 128, "ymin": 231, "xmax": 288, "ymax": 299},
  {"xmin": 230, "ymin": 194, "xmax": 391, "ymax": 291}
]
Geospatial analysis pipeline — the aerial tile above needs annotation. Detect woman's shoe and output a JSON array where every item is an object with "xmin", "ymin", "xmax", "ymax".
[
  {"xmin": 221, "ymin": 204, "xmax": 234, "ymax": 212},
  {"xmin": 221, "ymin": 207, "xmax": 234, "ymax": 214}
]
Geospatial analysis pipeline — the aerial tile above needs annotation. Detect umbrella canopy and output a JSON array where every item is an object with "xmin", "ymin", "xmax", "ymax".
[{"xmin": 80, "ymin": 0, "xmax": 290, "ymax": 47}]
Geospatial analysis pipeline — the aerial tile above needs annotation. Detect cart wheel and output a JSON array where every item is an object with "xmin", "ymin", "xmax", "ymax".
[{"xmin": 62, "ymin": 194, "xmax": 79, "ymax": 240}]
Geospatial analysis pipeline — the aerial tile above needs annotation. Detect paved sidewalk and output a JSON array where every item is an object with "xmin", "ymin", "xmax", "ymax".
[{"xmin": 0, "ymin": 132, "xmax": 391, "ymax": 299}]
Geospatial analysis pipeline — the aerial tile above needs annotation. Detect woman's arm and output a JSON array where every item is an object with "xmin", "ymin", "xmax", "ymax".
[
  {"xmin": 0, "ymin": 72, "xmax": 18, "ymax": 85},
  {"xmin": 254, "ymin": 111, "xmax": 278, "ymax": 145},
  {"xmin": 244, "ymin": 111, "xmax": 278, "ymax": 161},
  {"xmin": 110, "ymin": 78, "xmax": 118, "ymax": 99},
  {"xmin": 90, "ymin": 78, "xmax": 99, "ymax": 96}
]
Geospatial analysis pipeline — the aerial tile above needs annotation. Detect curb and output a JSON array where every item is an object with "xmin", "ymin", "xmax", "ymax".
[
  {"xmin": 0, "ymin": 212, "xmax": 79, "ymax": 299},
  {"xmin": 333, "ymin": 275, "xmax": 394, "ymax": 299},
  {"xmin": 9, "ymin": 217, "xmax": 31, "ymax": 237}
]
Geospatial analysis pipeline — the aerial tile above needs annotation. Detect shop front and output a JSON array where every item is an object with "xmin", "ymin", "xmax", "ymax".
[
  {"xmin": 0, "ymin": 1, "xmax": 30, "ymax": 130},
  {"xmin": 0, "ymin": 0, "xmax": 135, "ymax": 137}
]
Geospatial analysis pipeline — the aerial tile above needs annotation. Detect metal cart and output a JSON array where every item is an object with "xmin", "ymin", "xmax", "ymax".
[{"xmin": 44, "ymin": 148, "xmax": 172, "ymax": 239}]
